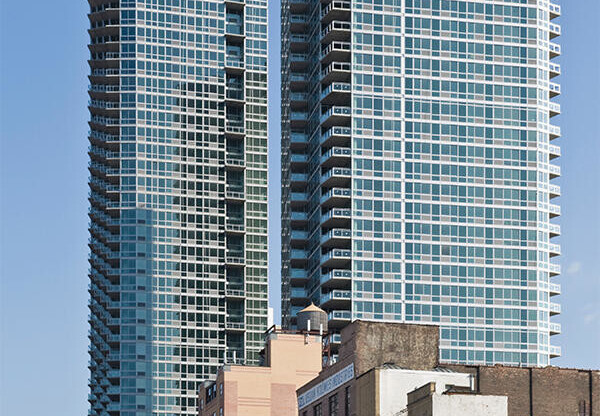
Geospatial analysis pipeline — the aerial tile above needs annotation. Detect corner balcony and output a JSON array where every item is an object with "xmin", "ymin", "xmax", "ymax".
[
  {"xmin": 548, "ymin": 243, "xmax": 561, "ymax": 257},
  {"xmin": 320, "ymin": 106, "xmax": 351, "ymax": 128},
  {"xmin": 548, "ymin": 164, "xmax": 561, "ymax": 179},
  {"xmin": 548, "ymin": 203, "xmax": 561, "ymax": 218},
  {"xmin": 549, "ymin": 82, "xmax": 561, "ymax": 98},
  {"xmin": 321, "ymin": 146, "xmax": 351, "ymax": 168},
  {"xmin": 320, "ymin": 82, "xmax": 351, "ymax": 106},
  {"xmin": 549, "ymin": 184, "xmax": 561, "ymax": 199},
  {"xmin": 327, "ymin": 310, "xmax": 352, "ymax": 327},
  {"xmin": 549, "ymin": 3, "xmax": 561, "ymax": 20},
  {"xmin": 321, "ymin": 126, "xmax": 351, "ymax": 148},
  {"xmin": 320, "ymin": 41, "xmax": 351, "ymax": 66},
  {"xmin": 320, "ymin": 269, "xmax": 352, "ymax": 289},
  {"xmin": 320, "ymin": 290, "xmax": 351, "ymax": 308},
  {"xmin": 549, "ymin": 302, "xmax": 561, "ymax": 316},
  {"xmin": 549, "ymin": 124, "xmax": 561, "ymax": 140},
  {"xmin": 549, "ymin": 283, "xmax": 561, "ymax": 296},
  {"xmin": 549, "ymin": 345, "xmax": 561, "ymax": 358},
  {"xmin": 321, "ymin": 61, "xmax": 351, "ymax": 84},
  {"xmin": 548, "ymin": 223, "xmax": 561, "ymax": 238},
  {"xmin": 321, "ymin": 208, "xmax": 351, "ymax": 228},
  {"xmin": 549, "ymin": 23, "xmax": 561, "ymax": 39},
  {"xmin": 549, "ymin": 62, "xmax": 561, "ymax": 78},
  {"xmin": 549, "ymin": 102, "xmax": 561, "ymax": 117},
  {"xmin": 321, "ymin": 187, "xmax": 351, "ymax": 208},
  {"xmin": 321, "ymin": 248, "xmax": 351, "ymax": 268},
  {"xmin": 548, "ymin": 262, "xmax": 561, "ymax": 276},
  {"xmin": 549, "ymin": 42, "xmax": 561, "ymax": 59},
  {"xmin": 320, "ymin": 1, "xmax": 350, "ymax": 25},
  {"xmin": 321, "ymin": 21, "xmax": 351, "ymax": 44},
  {"xmin": 548, "ymin": 144, "xmax": 561, "ymax": 160},
  {"xmin": 321, "ymin": 228, "xmax": 351, "ymax": 247},
  {"xmin": 549, "ymin": 322, "xmax": 561, "ymax": 335},
  {"xmin": 321, "ymin": 167, "xmax": 351, "ymax": 188}
]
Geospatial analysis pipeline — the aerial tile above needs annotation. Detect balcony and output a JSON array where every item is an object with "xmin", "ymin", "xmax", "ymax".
[
  {"xmin": 290, "ymin": 14, "xmax": 309, "ymax": 31},
  {"xmin": 291, "ymin": 111, "xmax": 308, "ymax": 128},
  {"xmin": 549, "ymin": 302, "xmax": 561, "ymax": 315},
  {"xmin": 549, "ymin": 283, "xmax": 561, "ymax": 296},
  {"xmin": 290, "ymin": 132, "xmax": 308, "ymax": 148},
  {"xmin": 549, "ymin": 42, "xmax": 561, "ymax": 59},
  {"xmin": 321, "ymin": 61, "xmax": 351, "ymax": 84},
  {"xmin": 320, "ymin": 106, "xmax": 351, "ymax": 128},
  {"xmin": 291, "ymin": 248, "xmax": 308, "ymax": 264},
  {"xmin": 225, "ymin": 55, "xmax": 245, "ymax": 74},
  {"xmin": 549, "ymin": 82, "xmax": 560, "ymax": 98},
  {"xmin": 291, "ymin": 286, "xmax": 309, "ymax": 300},
  {"xmin": 549, "ymin": 3, "xmax": 561, "ymax": 19},
  {"xmin": 290, "ymin": 53, "xmax": 310, "ymax": 71},
  {"xmin": 291, "ymin": 230, "xmax": 309, "ymax": 243},
  {"xmin": 290, "ymin": 92, "xmax": 309, "ymax": 107},
  {"xmin": 321, "ymin": 248, "xmax": 351, "ymax": 268},
  {"xmin": 321, "ymin": 228, "xmax": 351, "ymax": 247},
  {"xmin": 548, "ymin": 223, "xmax": 561, "ymax": 238},
  {"xmin": 549, "ymin": 102, "xmax": 561, "ymax": 117},
  {"xmin": 321, "ymin": 167, "xmax": 351, "ymax": 188},
  {"xmin": 549, "ymin": 322, "xmax": 561, "ymax": 335},
  {"xmin": 549, "ymin": 124, "xmax": 561, "ymax": 139},
  {"xmin": 226, "ymin": 22, "xmax": 244, "ymax": 42},
  {"xmin": 321, "ymin": 187, "xmax": 351, "ymax": 208},
  {"xmin": 225, "ymin": 318, "xmax": 246, "ymax": 332},
  {"xmin": 290, "ymin": 268, "xmax": 309, "ymax": 283},
  {"xmin": 321, "ymin": 21, "xmax": 351, "ymax": 44},
  {"xmin": 225, "ymin": 220, "xmax": 245, "ymax": 235},
  {"xmin": 321, "ymin": 146, "xmax": 351, "ymax": 168},
  {"xmin": 321, "ymin": 126, "xmax": 351, "ymax": 148},
  {"xmin": 225, "ymin": 186, "xmax": 245, "ymax": 202},
  {"xmin": 548, "ymin": 144, "xmax": 560, "ymax": 160},
  {"xmin": 548, "ymin": 184, "xmax": 560, "ymax": 199},
  {"xmin": 320, "ymin": 290, "xmax": 351, "ymax": 308},
  {"xmin": 321, "ymin": 1, "xmax": 350, "ymax": 25},
  {"xmin": 291, "ymin": 211, "xmax": 308, "ymax": 223},
  {"xmin": 321, "ymin": 41, "xmax": 351, "ymax": 65},
  {"xmin": 291, "ymin": 173, "xmax": 309, "ymax": 185},
  {"xmin": 325, "ymin": 333, "xmax": 342, "ymax": 347},
  {"xmin": 549, "ymin": 23, "xmax": 561, "ymax": 39},
  {"xmin": 225, "ymin": 250, "xmax": 245, "ymax": 266},
  {"xmin": 327, "ymin": 310, "xmax": 351, "ymax": 326},
  {"xmin": 549, "ymin": 62, "xmax": 561, "ymax": 78},
  {"xmin": 548, "ymin": 243, "xmax": 561, "ymax": 257},
  {"xmin": 225, "ymin": 285, "xmax": 245, "ymax": 299},
  {"xmin": 549, "ymin": 345, "xmax": 561, "ymax": 358},
  {"xmin": 290, "ymin": 153, "xmax": 308, "ymax": 166},
  {"xmin": 320, "ymin": 82, "xmax": 351, "ymax": 106},
  {"xmin": 225, "ymin": 119, "xmax": 245, "ymax": 138},
  {"xmin": 321, "ymin": 208, "xmax": 351, "ymax": 228},
  {"xmin": 548, "ymin": 164, "xmax": 561, "ymax": 179},
  {"xmin": 226, "ymin": 86, "xmax": 244, "ymax": 104},
  {"xmin": 320, "ymin": 269, "xmax": 352, "ymax": 289},
  {"xmin": 548, "ymin": 203, "xmax": 561, "ymax": 218},
  {"xmin": 291, "ymin": 192, "xmax": 309, "ymax": 207},
  {"xmin": 290, "ymin": 72, "xmax": 310, "ymax": 87}
]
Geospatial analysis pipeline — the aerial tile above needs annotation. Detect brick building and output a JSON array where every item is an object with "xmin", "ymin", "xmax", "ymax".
[{"xmin": 296, "ymin": 321, "xmax": 599, "ymax": 416}]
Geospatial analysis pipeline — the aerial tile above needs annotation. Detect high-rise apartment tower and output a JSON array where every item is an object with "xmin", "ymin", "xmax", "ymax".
[
  {"xmin": 87, "ymin": 0, "xmax": 268, "ymax": 414},
  {"xmin": 281, "ymin": 0, "xmax": 562, "ymax": 367}
]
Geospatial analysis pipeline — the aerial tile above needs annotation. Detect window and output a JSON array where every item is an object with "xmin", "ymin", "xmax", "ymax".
[
  {"xmin": 345, "ymin": 386, "xmax": 351, "ymax": 416},
  {"xmin": 313, "ymin": 402, "xmax": 322, "ymax": 416},
  {"xmin": 329, "ymin": 393, "xmax": 339, "ymax": 416}
]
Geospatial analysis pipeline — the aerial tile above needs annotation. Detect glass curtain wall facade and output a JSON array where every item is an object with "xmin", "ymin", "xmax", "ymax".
[
  {"xmin": 87, "ymin": 0, "xmax": 268, "ymax": 415},
  {"xmin": 281, "ymin": 0, "xmax": 561, "ymax": 367}
]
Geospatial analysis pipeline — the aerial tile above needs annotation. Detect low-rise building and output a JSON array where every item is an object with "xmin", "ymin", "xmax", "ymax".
[
  {"xmin": 406, "ymin": 382, "xmax": 507, "ymax": 416},
  {"xmin": 296, "ymin": 321, "xmax": 599, "ymax": 416}
]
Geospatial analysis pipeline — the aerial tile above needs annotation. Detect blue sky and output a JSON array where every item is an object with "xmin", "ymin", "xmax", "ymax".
[{"xmin": 0, "ymin": 1, "xmax": 598, "ymax": 415}]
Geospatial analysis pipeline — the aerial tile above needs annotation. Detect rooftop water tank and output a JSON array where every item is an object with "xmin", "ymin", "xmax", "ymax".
[{"xmin": 297, "ymin": 303, "xmax": 328, "ymax": 333}]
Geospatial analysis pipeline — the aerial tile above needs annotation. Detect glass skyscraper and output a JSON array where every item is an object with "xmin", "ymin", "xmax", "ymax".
[
  {"xmin": 281, "ymin": 0, "xmax": 561, "ymax": 367},
  {"xmin": 87, "ymin": 0, "xmax": 268, "ymax": 414}
]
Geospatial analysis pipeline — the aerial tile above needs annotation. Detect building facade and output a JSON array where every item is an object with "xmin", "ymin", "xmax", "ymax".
[
  {"xmin": 281, "ymin": 0, "xmax": 562, "ymax": 367},
  {"xmin": 87, "ymin": 0, "xmax": 268, "ymax": 414},
  {"xmin": 295, "ymin": 321, "xmax": 599, "ymax": 416},
  {"xmin": 198, "ymin": 327, "xmax": 323, "ymax": 416}
]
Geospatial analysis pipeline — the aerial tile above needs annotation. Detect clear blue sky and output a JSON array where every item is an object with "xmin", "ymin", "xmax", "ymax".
[{"xmin": 1, "ymin": 1, "xmax": 598, "ymax": 415}]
